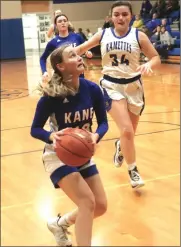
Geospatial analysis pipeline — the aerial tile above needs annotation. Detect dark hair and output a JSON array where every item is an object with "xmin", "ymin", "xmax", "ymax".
[
  {"xmin": 54, "ymin": 14, "xmax": 69, "ymax": 25},
  {"xmin": 111, "ymin": 1, "xmax": 133, "ymax": 15},
  {"xmin": 54, "ymin": 14, "xmax": 73, "ymax": 33},
  {"xmin": 161, "ymin": 25, "xmax": 166, "ymax": 30},
  {"xmin": 39, "ymin": 45, "xmax": 78, "ymax": 97}
]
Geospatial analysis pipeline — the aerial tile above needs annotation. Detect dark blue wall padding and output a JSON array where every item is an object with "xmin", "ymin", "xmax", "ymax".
[
  {"xmin": 1, "ymin": 18, "xmax": 25, "ymax": 60},
  {"xmin": 168, "ymin": 48, "xmax": 180, "ymax": 56},
  {"xmin": 53, "ymin": 0, "xmax": 112, "ymax": 3},
  {"xmin": 171, "ymin": 31, "xmax": 180, "ymax": 39}
]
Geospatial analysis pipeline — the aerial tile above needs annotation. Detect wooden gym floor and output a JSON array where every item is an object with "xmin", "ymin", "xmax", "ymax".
[{"xmin": 1, "ymin": 55, "xmax": 180, "ymax": 246}]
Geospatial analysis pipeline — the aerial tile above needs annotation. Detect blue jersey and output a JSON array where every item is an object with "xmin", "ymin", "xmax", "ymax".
[
  {"xmin": 40, "ymin": 32, "xmax": 84, "ymax": 74},
  {"xmin": 31, "ymin": 78, "xmax": 108, "ymax": 143}
]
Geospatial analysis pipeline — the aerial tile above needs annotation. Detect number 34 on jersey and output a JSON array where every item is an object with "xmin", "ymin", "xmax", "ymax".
[{"xmin": 110, "ymin": 54, "xmax": 129, "ymax": 66}]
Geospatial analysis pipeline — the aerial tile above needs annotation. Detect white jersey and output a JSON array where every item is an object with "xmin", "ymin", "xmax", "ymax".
[{"xmin": 100, "ymin": 27, "xmax": 141, "ymax": 79}]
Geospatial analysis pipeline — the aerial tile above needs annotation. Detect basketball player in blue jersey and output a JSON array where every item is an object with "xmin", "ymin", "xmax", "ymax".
[
  {"xmin": 40, "ymin": 13, "xmax": 92, "ymax": 134},
  {"xmin": 40, "ymin": 14, "xmax": 91, "ymax": 83},
  {"xmin": 75, "ymin": 0, "xmax": 161, "ymax": 189},
  {"xmin": 31, "ymin": 45, "xmax": 108, "ymax": 246}
]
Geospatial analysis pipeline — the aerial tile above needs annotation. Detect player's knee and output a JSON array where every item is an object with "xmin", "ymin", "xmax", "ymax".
[
  {"xmin": 95, "ymin": 198, "xmax": 107, "ymax": 217},
  {"xmin": 122, "ymin": 126, "xmax": 134, "ymax": 140},
  {"xmin": 79, "ymin": 194, "xmax": 96, "ymax": 212}
]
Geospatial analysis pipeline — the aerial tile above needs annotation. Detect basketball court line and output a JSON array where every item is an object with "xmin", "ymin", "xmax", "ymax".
[
  {"xmin": 1, "ymin": 116, "xmax": 180, "ymax": 131},
  {"xmin": 140, "ymin": 121, "xmax": 180, "ymax": 127},
  {"xmin": 1, "ymin": 173, "xmax": 180, "ymax": 210},
  {"xmin": 1, "ymin": 128, "xmax": 180, "ymax": 158},
  {"xmin": 144, "ymin": 110, "xmax": 180, "ymax": 115}
]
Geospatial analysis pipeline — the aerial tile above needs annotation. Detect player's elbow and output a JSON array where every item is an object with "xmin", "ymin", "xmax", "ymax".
[{"xmin": 30, "ymin": 127, "xmax": 37, "ymax": 139}]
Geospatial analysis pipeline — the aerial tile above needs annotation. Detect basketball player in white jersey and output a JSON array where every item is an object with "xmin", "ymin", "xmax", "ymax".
[{"xmin": 76, "ymin": 0, "xmax": 161, "ymax": 189}]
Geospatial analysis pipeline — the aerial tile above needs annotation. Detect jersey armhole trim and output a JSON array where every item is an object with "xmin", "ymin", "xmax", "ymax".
[
  {"xmin": 136, "ymin": 29, "xmax": 141, "ymax": 49},
  {"xmin": 99, "ymin": 29, "xmax": 106, "ymax": 44}
]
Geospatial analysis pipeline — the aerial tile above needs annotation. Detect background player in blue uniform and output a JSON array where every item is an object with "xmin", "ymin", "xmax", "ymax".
[
  {"xmin": 31, "ymin": 44, "xmax": 108, "ymax": 246},
  {"xmin": 75, "ymin": 0, "xmax": 161, "ymax": 189},
  {"xmin": 40, "ymin": 14, "xmax": 91, "ymax": 83}
]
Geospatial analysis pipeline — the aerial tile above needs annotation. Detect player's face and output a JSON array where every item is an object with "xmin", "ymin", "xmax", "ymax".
[
  {"xmin": 59, "ymin": 46, "xmax": 84, "ymax": 75},
  {"xmin": 56, "ymin": 16, "xmax": 69, "ymax": 32},
  {"xmin": 112, "ymin": 6, "xmax": 132, "ymax": 31}
]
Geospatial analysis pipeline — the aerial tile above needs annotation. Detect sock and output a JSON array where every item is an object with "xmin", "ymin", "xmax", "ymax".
[
  {"xmin": 119, "ymin": 139, "xmax": 121, "ymax": 148},
  {"xmin": 57, "ymin": 213, "xmax": 74, "ymax": 227},
  {"xmin": 127, "ymin": 162, "xmax": 136, "ymax": 171},
  {"xmin": 64, "ymin": 212, "xmax": 74, "ymax": 225}
]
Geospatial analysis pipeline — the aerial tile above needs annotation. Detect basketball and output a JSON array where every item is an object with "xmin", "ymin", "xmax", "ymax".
[{"xmin": 55, "ymin": 128, "xmax": 94, "ymax": 166}]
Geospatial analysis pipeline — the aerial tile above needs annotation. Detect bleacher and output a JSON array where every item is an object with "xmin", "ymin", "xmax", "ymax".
[{"xmin": 138, "ymin": 6, "xmax": 180, "ymax": 64}]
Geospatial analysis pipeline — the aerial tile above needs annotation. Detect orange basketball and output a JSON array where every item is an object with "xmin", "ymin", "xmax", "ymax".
[{"xmin": 55, "ymin": 128, "xmax": 94, "ymax": 167}]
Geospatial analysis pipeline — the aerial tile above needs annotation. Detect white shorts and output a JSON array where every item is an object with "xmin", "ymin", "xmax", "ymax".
[
  {"xmin": 42, "ymin": 144, "xmax": 98, "ymax": 188},
  {"xmin": 100, "ymin": 77, "xmax": 145, "ymax": 116}
]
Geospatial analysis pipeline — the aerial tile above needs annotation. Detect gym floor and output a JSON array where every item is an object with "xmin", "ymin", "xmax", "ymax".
[{"xmin": 1, "ymin": 55, "xmax": 180, "ymax": 246}]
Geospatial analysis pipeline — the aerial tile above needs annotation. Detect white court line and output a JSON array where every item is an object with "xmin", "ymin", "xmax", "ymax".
[
  {"xmin": 1, "ymin": 173, "xmax": 180, "ymax": 211},
  {"xmin": 105, "ymin": 173, "xmax": 180, "ymax": 190}
]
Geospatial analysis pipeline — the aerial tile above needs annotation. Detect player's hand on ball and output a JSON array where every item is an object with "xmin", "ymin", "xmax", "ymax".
[
  {"xmin": 90, "ymin": 133, "xmax": 99, "ymax": 144},
  {"xmin": 81, "ymin": 129, "xmax": 98, "ymax": 145},
  {"xmin": 50, "ymin": 129, "xmax": 69, "ymax": 147},
  {"xmin": 89, "ymin": 133, "xmax": 99, "ymax": 154},
  {"xmin": 136, "ymin": 62, "xmax": 153, "ymax": 75},
  {"xmin": 50, "ymin": 132, "xmax": 61, "ymax": 147},
  {"xmin": 54, "ymin": 128, "xmax": 71, "ymax": 138}
]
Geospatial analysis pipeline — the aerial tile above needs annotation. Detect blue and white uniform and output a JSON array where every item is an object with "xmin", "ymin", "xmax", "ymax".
[
  {"xmin": 31, "ymin": 78, "xmax": 108, "ymax": 188},
  {"xmin": 100, "ymin": 27, "xmax": 145, "ymax": 115}
]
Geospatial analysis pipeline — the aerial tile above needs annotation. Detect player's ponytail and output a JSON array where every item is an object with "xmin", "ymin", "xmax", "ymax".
[{"xmin": 39, "ymin": 45, "xmax": 78, "ymax": 97}]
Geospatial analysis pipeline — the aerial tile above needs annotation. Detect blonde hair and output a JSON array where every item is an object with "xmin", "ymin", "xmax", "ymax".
[
  {"xmin": 39, "ymin": 45, "xmax": 78, "ymax": 98},
  {"xmin": 54, "ymin": 9, "xmax": 62, "ymax": 16}
]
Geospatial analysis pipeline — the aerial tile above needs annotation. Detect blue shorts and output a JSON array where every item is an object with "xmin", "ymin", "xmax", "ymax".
[{"xmin": 42, "ymin": 144, "xmax": 98, "ymax": 188}]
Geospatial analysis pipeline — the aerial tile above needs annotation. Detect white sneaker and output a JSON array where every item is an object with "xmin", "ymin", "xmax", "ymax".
[
  {"xmin": 47, "ymin": 214, "xmax": 72, "ymax": 246},
  {"xmin": 114, "ymin": 140, "xmax": 124, "ymax": 167},
  {"xmin": 128, "ymin": 166, "xmax": 145, "ymax": 189}
]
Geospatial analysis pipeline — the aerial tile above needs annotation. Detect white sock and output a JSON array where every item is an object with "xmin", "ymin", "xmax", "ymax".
[
  {"xmin": 127, "ymin": 162, "xmax": 136, "ymax": 171},
  {"xmin": 57, "ymin": 213, "xmax": 74, "ymax": 227}
]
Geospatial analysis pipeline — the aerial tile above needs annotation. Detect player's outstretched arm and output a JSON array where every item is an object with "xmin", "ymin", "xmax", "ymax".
[
  {"xmin": 75, "ymin": 30, "xmax": 103, "ymax": 56},
  {"xmin": 31, "ymin": 97, "xmax": 53, "ymax": 143}
]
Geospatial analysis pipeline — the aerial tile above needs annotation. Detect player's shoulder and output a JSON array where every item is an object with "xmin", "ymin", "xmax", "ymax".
[
  {"xmin": 80, "ymin": 78, "xmax": 102, "ymax": 93},
  {"xmin": 137, "ymin": 29, "xmax": 149, "ymax": 44},
  {"xmin": 38, "ymin": 95, "xmax": 60, "ymax": 106},
  {"xmin": 69, "ymin": 32, "xmax": 80, "ymax": 38},
  {"xmin": 101, "ymin": 27, "xmax": 111, "ymax": 36},
  {"xmin": 73, "ymin": 32, "xmax": 84, "ymax": 41},
  {"xmin": 38, "ymin": 95, "xmax": 52, "ymax": 104},
  {"xmin": 48, "ymin": 36, "xmax": 59, "ymax": 46}
]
